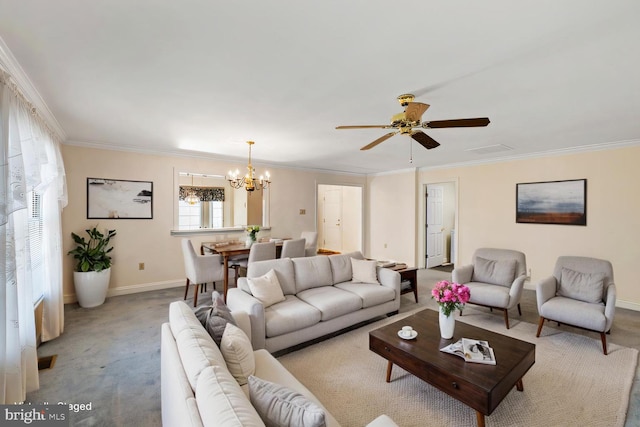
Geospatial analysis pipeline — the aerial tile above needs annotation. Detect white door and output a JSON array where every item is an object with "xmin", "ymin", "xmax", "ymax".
[
  {"xmin": 322, "ymin": 187, "xmax": 342, "ymax": 252},
  {"xmin": 426, "ymin": 185, "xmax": 445, "ymax": 268}
]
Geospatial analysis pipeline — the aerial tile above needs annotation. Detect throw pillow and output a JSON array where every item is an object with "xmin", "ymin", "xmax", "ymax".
[
  {"xmin": 247, "ymin": 269, "xmax": 286, "ymax": 307},
  {"xmin": 219, "ymin": 323, "xmax": 255, "ymax": 386},
  {"xmin": 472, "ymin": 256, "xmax": 517, "ymax": 287},
  {"xmin": 350, "ymin": 258, "xmax": 379, "ymax": 284},
  {"xmin": 558, "ymin": 267, "xmax": 605, "ymax": 304},
  {"xmin": 248, "ymin": 376, "xmax": 326, "ymax": 427},
  {"xmin": 193, "ymin": 291, "xmax": 237, "ymax": 346}
]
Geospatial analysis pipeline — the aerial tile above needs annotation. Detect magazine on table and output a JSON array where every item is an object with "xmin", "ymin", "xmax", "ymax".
[{"xmin": 440, "ymin": 338, "xmax": 496, "ymax": 365}]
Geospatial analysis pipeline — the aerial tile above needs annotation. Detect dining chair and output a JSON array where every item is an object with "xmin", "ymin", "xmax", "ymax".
[
  {"xmin": 247, "ymin": 241, "xmax": 277, "ymax": 263},
  {"xmin": 300, "ymin": 231, "xmax": 318, "ymax": 257},
  {"xmin": 280, "ymin": 238, "xmax": 306, "ymax": 259},
  {"xmin": 181, "ymin": 239, "xmax": 230, "ymax": 307}
]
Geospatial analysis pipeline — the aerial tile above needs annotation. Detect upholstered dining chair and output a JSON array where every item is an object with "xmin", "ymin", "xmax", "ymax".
[
  {"xmin": 300, "ymin": 231, "xmax": 318, "ymax": 257},
  {"xmin": 181, "ymin": 239, "xmax": 230, "ymax": 307},
  {"xmin": 452, "ymin": 248, "xmax": 527, "ymax": 329},
  {"xmin": 536, "ymin": 256, "xmax": 616, "ymax": 355},
  {"xmin": 247, "ymin": 241, "xmax": 277, "ymax": 263},
  {"xmin": 280, "ymin": 238, "xmax": 306, "ymax": 259}
]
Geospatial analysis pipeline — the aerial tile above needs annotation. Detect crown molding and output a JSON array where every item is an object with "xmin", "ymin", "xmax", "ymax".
[{"xmin": 0, "ymin": 36, "xmax": 67, "ymax": 140}]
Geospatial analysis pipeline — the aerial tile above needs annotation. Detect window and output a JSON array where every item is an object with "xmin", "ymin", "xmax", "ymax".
[
  {"xmin": 178, "ymin": 200, "xmax": 224, "ymax": 230},
  {"xmin": 28, "ymin": 191, "xmax": 45, "ymax": 302}
]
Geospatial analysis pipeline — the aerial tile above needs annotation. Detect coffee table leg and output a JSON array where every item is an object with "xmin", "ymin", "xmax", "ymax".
[
  {"xmin": 516, "ymin": 378, "xmax": 524, "ymax": 391},
  {"xmin": 476, "ymin": 411, "xmax": 485, "ymax": 427},
  {"xmin": 386, "ymin": 361, "xmax": 393, "ymax": 383}
]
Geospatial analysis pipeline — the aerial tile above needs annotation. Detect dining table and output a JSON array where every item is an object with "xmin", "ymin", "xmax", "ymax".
[{"xmin": 201, "ymin": 240, "xmax": 286, "ymax": 301}]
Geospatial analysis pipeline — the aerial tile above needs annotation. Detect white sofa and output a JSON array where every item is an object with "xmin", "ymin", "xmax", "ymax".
[
  {"xmin": 161, "ymin": 300, "xmax": 397, "ymax": 426},
  {"xmin": 227, "ymin": 252, "xmax": 401, "ymax": 353}
]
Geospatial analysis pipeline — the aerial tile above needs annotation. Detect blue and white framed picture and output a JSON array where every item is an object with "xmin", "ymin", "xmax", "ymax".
[
  {"xmin": 87, "ymin": 178, "xmax": 153, "ymax": 219},
  {"xmin": 516, "ymin": 179, "xmax": 586, "ymax": 226}
]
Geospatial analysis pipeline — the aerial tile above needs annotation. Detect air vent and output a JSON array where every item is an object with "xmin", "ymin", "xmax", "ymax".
[{"xmin": 465, "ymin": 144, "xmax": 513, "ymax": 155}]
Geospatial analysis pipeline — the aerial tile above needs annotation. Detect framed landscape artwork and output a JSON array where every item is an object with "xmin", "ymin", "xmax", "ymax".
[
  {"xmin": 87, "ymin": 178, "xmax": 153, "ymax": 219},
  {"xmin": 516, "ymin": 179, "xmax": 586, "ymax": 226}
]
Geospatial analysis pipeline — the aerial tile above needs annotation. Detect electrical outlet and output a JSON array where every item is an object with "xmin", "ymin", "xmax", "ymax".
[
  {"xmin": 139, "ymin": 262, "xmax": 145, "ymax": 271},
  {"xmin": 299, "ymin": 209, "xmax": 306, "ymax": 215},
  {"xmin": 384, "ymin": 243, "xmax": 387, "ymax": 249}
]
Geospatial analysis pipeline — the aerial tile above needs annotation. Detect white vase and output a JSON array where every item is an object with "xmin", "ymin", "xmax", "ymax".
[
  {"xmin": 439, "ymin": 306, "xmax": 456, "ymax": 339},
  {"xmin": 73, "ymin": 268, "xmax": 111, "ymax": 308},
  {"xmin": 245, "ymin": 236, "xmax": 254, "ymax": 247}
]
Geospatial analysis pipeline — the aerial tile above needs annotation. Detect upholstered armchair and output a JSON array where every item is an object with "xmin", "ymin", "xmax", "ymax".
[
  {"xmin": 300, "ymin": 231, "xmax": 318, "ymax": 257},
  {"xmin": 280, "ymin": 238, "xmax": 306, "ymax": 258},
  {"xmin": 452, "ymin": 248, "xmax": 527, "ymax": 329},
  {"xmin": 536, "ymin": 256, "xmax": 616, "ymax": 355},
  {"xmin": 181, "ymin": 239, "xmax": 230, "ymax": 307}
]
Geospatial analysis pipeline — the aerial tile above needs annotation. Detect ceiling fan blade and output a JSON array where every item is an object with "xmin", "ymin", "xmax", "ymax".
[
  {"xmin": 411, "ymin": 131, "xmax": 440, "ymax": 149},
  {"xmin": 404, "ymin": 102, "xmax": 430, "ymax": 122},
  {"xmin": 360, "ymin": 132, "xmax": 397, "ymax": 150},
  {"xmin": 424, "ymin": 117, "xmax": 490, "ymax": 128},
  {"xmin": 336, "ymin": 125, "xmax": 391, "ymax": 129}
]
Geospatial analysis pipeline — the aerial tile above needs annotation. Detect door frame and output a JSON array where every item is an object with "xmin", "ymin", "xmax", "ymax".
[
  {"xmin": 417, "ymin": 178, "xmax": 459, "ymax": 269},
  {"xmin": 316, "ymin": 182, "xmax": 364, "ymax": 254}
]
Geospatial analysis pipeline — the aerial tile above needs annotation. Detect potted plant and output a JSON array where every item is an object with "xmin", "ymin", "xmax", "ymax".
[
  {"xmin": 68, "ymin": 226, "xmax": 116, "ymax": 308},
  {"xmin": 246, "ymin": 225, "xmax": 260, "ymax": 246}
]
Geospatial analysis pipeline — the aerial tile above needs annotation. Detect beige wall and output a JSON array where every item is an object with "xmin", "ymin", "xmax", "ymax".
[
  {"xmin": 367, "ymin": 146, "xmax": 640, "ymax": 309},
  {"xmin": 61, "ymin": 145, "xmax": 365, "ymax": 302}
]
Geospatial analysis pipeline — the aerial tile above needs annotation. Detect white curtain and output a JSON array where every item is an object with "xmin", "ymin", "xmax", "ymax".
[{"xmin": 0, "ymin": 69, "xmax": 67, "ymax": 404}]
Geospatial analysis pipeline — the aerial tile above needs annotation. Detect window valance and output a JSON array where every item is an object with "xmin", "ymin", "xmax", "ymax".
[{"xmin": 179, "ymin": 186, "xmax": 225, "ymax": 202}]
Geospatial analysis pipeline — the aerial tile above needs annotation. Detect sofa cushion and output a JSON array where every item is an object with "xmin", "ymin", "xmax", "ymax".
[
  {"xmin": 350, "ymin": 258, "xmax": 379, "ymax": 284},
  {"xmin": 557, "ymin": 267, "xmax": 605, "ymax": 304},
  {"xmin": 334, "ymin": 283, "xmax": 395, "ymax": 308},
  {"xmin": 196, "ymin": 366, "xmax": 265, "ymax": 426},
  {"xmin": 472, "ymin": 256, "xmax": 517, "ymax": 287},
  {"xmin": 247, "ymin": 258, "xmax": 297, "ymax": 295},
  {"xmin": 265, "ymin": 296, "xmax": 322, "ymax": 337},
  {"xmin": 292, "ymin": 256, "xmax": 333, "ymax": 292},
  {"xmin": 297, "ymin": 287, "xmax": 363, "ymax": 321},
  {"xmin": 220, "ymin": 323, "xmax": 255, "ymax": 386},
  {"xmin": 248, "ymin": 269, "xmax": 286, "ymax": 308},
  {"xmin": 248, "ymin": 376, "xmax": 326, "ymax": 427},
  {"xmin": 328, "ymin": 251, "xmax": 364, "ymax": 284},
  {"xmin": 193, "ymin": 291, "xmax": 237, "ymax": 346}
]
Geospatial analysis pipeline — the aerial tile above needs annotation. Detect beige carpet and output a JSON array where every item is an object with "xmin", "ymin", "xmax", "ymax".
[{"xmin": 278, "ymin": 308, "xmax": 639, "ymax": 427}]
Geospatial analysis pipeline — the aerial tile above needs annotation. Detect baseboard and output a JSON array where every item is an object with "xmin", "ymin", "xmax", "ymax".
[
  {"xmin": 64, "ymin": 279, "xmax": 183, "ymax": 304},
  {"xmin": 616, "ymin": 299, "xmax": 640, "ymax": 312}
]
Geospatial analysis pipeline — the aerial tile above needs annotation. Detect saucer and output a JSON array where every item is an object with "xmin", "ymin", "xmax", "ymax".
[{"xmin": 398, "ymin": 330, "xmax": 418, "ymax": 340}]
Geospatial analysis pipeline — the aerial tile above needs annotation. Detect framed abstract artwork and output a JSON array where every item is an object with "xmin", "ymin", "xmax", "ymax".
[
  {"xmin": 87, "ymin": 178, "xmax": 153, "ymax": 219},
  {"xmin": 516, "ymin": 179, "xmax": 586, "ymax": 225}
]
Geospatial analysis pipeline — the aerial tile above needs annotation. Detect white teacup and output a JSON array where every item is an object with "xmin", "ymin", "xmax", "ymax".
[{"xmin": 401, "ymin": 326, "xmax": 413, "ymax": 337}]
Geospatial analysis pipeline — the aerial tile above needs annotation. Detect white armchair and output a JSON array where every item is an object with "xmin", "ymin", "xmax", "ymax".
[
  {"xmin": 452, "ymin": 248, "xmax": 527, "ymax": 329},
  {"xmin": 301, "ymin": 231, "xmax": 318, "ymax": 257},
  {"xmin": 536, "ymin": 256, "xmax": 616, "ymax": 355},
  {"xmin": 181, "ymin": 239, "xmax": 230, "ymax": 307}
]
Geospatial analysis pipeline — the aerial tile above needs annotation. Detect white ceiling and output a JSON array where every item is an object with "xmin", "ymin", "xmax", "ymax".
[{"xmin": 1, "ymin": 1, "xmax": 639, "ymax": 174}]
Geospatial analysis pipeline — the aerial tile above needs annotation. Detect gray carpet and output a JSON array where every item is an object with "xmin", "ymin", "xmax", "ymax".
[{"xmin": 27, "ymin": 270, "xmax": 640, "ymax": 426}]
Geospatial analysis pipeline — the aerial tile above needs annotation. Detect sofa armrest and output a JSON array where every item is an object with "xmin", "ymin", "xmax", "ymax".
[
  {"xmin": 452, "ymin": 264, "xmax": 473, "ymax": 284},
  {"xmin": 366, "ymin": 414, "xmax": 400, "ymax": 427},
  {"xmin": 604, "ymin": 283, "xmax": 616, "ymax": 332},
  {"xmin": 377, "ymin": 267, "xmax": 401, "ymax": 296},
  {"xmin": 535, "ymin": 276, "xmax": 557, "ymax": 311},
  {"xmin": 507, "ymin": 274, "xmax": 527, "ymax": 309},
  {"xmin": 226, "ymin": 288, "xmax": 266, "ymax": 350}
]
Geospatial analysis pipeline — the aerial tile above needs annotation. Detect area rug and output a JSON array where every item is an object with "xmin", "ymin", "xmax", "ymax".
[{"xmin": 278, "ymin": 308, "xmax": 638, "ymax": 427}]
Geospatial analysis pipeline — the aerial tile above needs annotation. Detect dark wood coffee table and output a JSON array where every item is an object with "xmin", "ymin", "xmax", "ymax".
[{"xmin": 369, "ymin": 309, "xmax": 535, "ymax": 427}]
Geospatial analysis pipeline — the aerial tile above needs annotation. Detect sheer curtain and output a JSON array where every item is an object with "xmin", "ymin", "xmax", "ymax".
[{"xmin": 0, "ymin": 69, "xmax": 67, "ymax": 404}]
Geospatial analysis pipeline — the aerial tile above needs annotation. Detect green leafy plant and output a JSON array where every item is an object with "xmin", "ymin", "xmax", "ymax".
[{"xmin": 68, "ymin": 226, "xmax": 117, "ymax": 272}]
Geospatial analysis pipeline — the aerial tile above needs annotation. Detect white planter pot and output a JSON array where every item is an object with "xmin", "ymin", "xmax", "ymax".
[{"xmin": 73, "ymin": 268, "xmax": 111, "ymax": 308}]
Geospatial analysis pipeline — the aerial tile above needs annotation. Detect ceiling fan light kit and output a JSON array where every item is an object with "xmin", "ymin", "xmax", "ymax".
[
  {"xmin": 336, "ymin": 93, "xmax": 490, "ymax": 152},
  {"xmin": 227, "ymin": 141, "xmax": 271, "ymax": 192}
]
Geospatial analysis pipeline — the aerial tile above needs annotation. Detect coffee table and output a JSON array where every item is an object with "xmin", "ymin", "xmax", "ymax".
[{"xmin": 369, "ymin": 309, "xmax": 535, "ymax": 427}]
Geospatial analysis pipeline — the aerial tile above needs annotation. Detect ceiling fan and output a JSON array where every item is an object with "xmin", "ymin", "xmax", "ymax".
[{"xmin": 336, "ymin": 94, "xmax": 490, "ymax": 151}]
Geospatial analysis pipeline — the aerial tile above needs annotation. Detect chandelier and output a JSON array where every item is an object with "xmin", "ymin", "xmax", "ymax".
[
  {"xmin": 227, "ymin": 141, "xmax": 271, "ymax": 192},
  {"xmin": 185, "ymin": 174, "xmax": 200, "ymax": 205}
]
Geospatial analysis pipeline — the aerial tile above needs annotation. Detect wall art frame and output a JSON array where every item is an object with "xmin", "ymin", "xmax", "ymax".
[
  {"xmin": 516, "ymin": 179, "xmax": 586, "ymax": 226},
  {"xmin": 87, "ymin": 178, "xmax": 153, "ymax": 219}
]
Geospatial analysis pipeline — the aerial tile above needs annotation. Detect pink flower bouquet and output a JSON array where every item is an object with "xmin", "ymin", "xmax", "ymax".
[{"xmin": 431, "ymin": 280, "xmax": 471, "ymax": 317}]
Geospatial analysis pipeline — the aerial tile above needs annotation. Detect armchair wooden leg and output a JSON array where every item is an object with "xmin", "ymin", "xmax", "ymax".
[
  {"xmin": 193, "ymin": 284, "xmax": 199, "ymax": 307},
  {"xmin": 503, "ymin": 310, "xmax": 510, "ymax": 329},
  {"xmin": 600, "ymin": 332, "xmax": 608, "ymax": 355},
  {"xmin": 183, "ymin": 278, "xmax": 190, "ymax": 301},
  {"xmin": 517, "ymin": 303, "xmax": 522, "ymax": 316},
  {"xmin": 536, "ymin": 317, "xmax": 545, "ymax": 337}
]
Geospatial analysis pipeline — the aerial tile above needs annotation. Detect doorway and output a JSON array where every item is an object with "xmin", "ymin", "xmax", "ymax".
[
  {"xmin": 317, "ymin": 184, "xmax": 363, "ymax": 254},
  {"xmin": 425, "ymin": 182, "xmax": 457, "ymax": 269}
]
